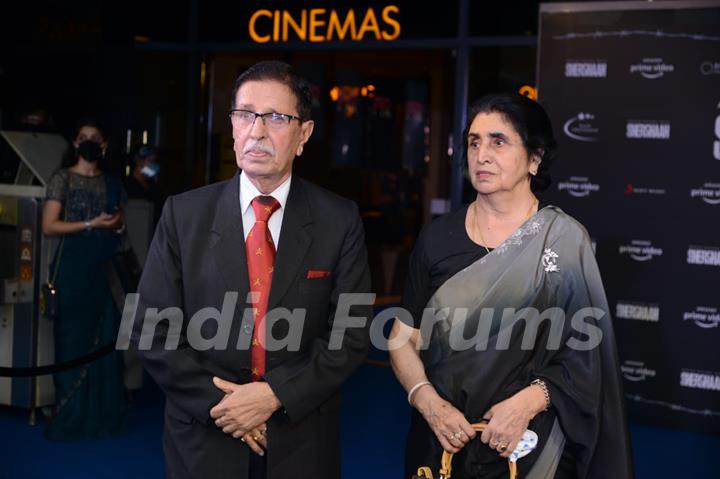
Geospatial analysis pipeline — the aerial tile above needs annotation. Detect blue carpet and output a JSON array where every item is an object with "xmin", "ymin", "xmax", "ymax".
[
  {"xmin": 0, "ymin": 383, "xmax": 165, "ymax": 479},
  {"xmin": 1, "ymin": 364, "xmax": 719, "ymax": 478}
]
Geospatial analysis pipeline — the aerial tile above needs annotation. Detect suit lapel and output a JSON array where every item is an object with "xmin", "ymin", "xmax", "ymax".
[
  {"xmin": 210, "ymin": 173, "xmax": 250, "ymax": 298},
  {"xmin": 268, "ymin": 178, "xmax": 313, "ymax": 310}
]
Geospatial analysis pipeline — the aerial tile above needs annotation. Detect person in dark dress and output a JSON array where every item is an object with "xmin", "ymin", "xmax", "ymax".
[
  {"xmin": 41, "ymin": 118, "xmax": 127, "ymax": 440},
  {"xmin": 389, "ymin": 94, "xmax": 633, "ymax": 478}
]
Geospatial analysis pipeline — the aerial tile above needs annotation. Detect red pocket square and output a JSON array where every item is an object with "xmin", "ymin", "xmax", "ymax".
[{"xmin": 307, "ymin": 270, "xmax": 332, "ymax": 279}]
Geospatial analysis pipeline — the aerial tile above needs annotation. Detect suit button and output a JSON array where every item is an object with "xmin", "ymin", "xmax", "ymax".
[{"xmin": 243, "ymin": 324, "xmax": 252, "ymax": 334}]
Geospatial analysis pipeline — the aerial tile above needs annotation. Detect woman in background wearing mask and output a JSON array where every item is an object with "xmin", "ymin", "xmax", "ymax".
[{"xmin": 42, "ymin": 118, "xmax": 127, "ymax": 440}]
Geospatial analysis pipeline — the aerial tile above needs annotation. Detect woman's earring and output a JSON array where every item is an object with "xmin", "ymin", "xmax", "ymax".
[{"xmin": 530, "ymin": 159, "xmax": 541, "ymax": 176}]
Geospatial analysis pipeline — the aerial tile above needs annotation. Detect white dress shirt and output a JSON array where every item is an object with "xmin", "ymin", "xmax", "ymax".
[{"xmin": 239, "ymin": 171, "xmax": 291, "ymax": 248}]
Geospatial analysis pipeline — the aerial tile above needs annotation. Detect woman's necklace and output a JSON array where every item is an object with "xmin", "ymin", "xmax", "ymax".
[{"xmin": 472, "ymin": 197, "xmax": 538, "ymax": 254}]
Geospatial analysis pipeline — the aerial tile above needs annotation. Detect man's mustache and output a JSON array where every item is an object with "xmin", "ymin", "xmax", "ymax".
[{"xmin": 243, "ymin": 141, "xmax": 274, "ymax": 155}]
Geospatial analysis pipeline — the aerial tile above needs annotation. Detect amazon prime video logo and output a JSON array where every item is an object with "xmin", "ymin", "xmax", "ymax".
[
  {"xmin": 629, "ymin": 57, "xmax": 674, "ymax": 79},
  {"xmin": 558, "ymin": 176, "xmax": 600, "ymax": 198},
  {"xmin": 618, "ymin": 240, "xmax": 663, "ymax": 262},
  {"xmin": 683, "ymin": 306, "xmax": 720, "ymax": 329},
  {"xmin": 622, "ymin": 360, "xmax": 656, "ymax": 382},
  {"xmin": 690, "ymin": 183, "xmax": 720, "ymax": 205}
]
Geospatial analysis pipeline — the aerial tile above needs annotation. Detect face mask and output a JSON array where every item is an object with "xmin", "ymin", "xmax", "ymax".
[
  {"xmin": 141, "ymin": 163, "xmax": 160, "ymax": 179},
  {"xmin": 76, "ymin": 140, "xmax": 103, "ymax": 163}
]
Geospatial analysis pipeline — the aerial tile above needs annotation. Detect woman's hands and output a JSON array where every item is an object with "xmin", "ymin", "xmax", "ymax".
[
  {"xmin": 414, "ymin": 384, "xmax": 545, "ymax": 457},
  {"xmin": 89, "ymin": 211, "xmax": 123, "ymax": 230},
  {"xmin": 413, "ymin": 386, "xmax": 477, "ymax": 454},
  {"xmin": 389, "ymin": 320, "xmax": 476, "ymax": 454},
  {"xmin": 480, "ymin": 385, "xmax": 547, "ymax": 458},
  {"xmin": 388, "ymin": 316, "xmax": 550, "ymax": 459},
  {"xmin": 42, "ymin": 200, "xmax": 123, "ymax": 235}
]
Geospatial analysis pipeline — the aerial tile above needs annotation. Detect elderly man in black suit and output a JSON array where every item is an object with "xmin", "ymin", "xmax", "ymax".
[{"xmin": 133, "ymin": 60, "xmax": 372, "ymax": 479}]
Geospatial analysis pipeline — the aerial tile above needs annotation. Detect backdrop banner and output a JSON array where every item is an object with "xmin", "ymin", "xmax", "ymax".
[{"xmin": 537, "ymin": 0, "xmax": 720, "ymax": 434}]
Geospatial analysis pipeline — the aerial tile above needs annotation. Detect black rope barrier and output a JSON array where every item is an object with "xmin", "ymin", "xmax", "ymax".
[
  {"xmin": 0, "ymin": 349, "xmax": 392, "ymax": 378},
  {"xmin": 0, "ymin": 344, "xmax": 117, "ymax": 378}
]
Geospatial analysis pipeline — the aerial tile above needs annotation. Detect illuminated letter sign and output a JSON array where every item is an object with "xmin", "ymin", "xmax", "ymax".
[
  {"xmin": 249, "ymin": 10, "xmax": 272, "ymax": 43},
  {"xmin": 249, "ymin": 6, "xmax": 401, "ymax": 43}
]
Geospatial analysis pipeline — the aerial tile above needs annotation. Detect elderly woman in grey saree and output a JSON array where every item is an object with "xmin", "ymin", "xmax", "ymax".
[{"xmin": 389, "ymin": 94, "xmax": 633, "ymax": 478}]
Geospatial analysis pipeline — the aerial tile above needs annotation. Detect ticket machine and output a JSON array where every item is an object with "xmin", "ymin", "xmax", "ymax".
[{"xmin": 0, "ymin": 130, "xmax": 65, "ymax": 422}]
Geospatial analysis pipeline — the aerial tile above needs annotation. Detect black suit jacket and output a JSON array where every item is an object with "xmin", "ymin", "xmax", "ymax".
[{"xmin": 132, "ymin": 174, "xmax": 372, "ymax": 479}]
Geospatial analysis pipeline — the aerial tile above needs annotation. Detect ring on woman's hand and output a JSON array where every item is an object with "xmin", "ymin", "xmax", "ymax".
[
  {"xmin": 252, "ymin": 436, "xmax": 259, "ymax": 441},
  {"xmin": 498, "ymin": 442, "xmax": 509, "ymax": 452},
  {"xmin": 240, "ymin": 437, "xmax": 246, "ymax": 443},
  {"xmin": 453, "ymin": 431, "xmax": 463, "ymax": 439}
]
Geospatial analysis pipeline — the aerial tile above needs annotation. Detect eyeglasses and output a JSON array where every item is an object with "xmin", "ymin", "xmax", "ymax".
[{"xmin": 229, "ymin": 109, "xmax": 304, "ymax": 130}]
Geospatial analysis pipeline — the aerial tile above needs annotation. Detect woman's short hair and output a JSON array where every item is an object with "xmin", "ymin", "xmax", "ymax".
[{"xmin": 465, "ymin": 93, "xmax": 558, "ymax": 192}]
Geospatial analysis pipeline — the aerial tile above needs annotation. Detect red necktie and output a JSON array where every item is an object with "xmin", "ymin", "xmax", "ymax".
[{"xmin": 246, "ymin": 195, "xmax": 280, "ymax": 381}]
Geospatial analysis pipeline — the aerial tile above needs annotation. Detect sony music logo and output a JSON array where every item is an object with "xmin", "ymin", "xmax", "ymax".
[
  {"xmin": 683, "ymin": 306, "xmax": 720, "ymax": 329},
  {"xmin": 687, "ymin": 245, "xmax": 720, "ymax": 266},
  {"xmin": 619, "ymin": 240, "xmax": 663, "ymax": 262},
  {"xmin": 616, "ymin": 301, "xmax": 660, "ymax": 322},
  {"xmin": 563, "ymin": 113, "xmax": 599, "ymax": 142},
  {"xmin": 629, "ymin": 57, "xmax": 674, "ymax": 79},
  {"xmin": 626, "ymin": 120, "xmax": 671, "ymax": 140},
  {"xmin": 624, "ymin": 183, "xmax": 666, "ymax": 196},
  {"xmin": 690, "ymin": 183, "xmax": 720, "ymax": 205},
  {"xmin": 565, "ymin": 60, "xmax": 608, "ymax": 78},
  {"xmin": 680, "ymin": 370, "xmax": 720, "ymax": 391},
  {"xmin": 622, "ymin": 360, "xmax": 656, "ymax": 382},
  {"xmin": 557, "ymin": 176, "xmax": 600, "ymax": 197}
]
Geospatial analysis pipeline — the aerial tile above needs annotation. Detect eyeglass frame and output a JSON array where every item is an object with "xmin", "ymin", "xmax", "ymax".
[{"xmin": 229, "ymin": 108, "xmax": 305, "ymax": 128}]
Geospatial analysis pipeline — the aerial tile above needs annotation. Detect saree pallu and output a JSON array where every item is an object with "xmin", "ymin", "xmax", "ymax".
[
  {"xmin": 46, "ymin": 231, "xmax": 127, "ymax": 441},
  {"xmin": 410, "ymin": 206, "xmax": 633, "ymax": 478}
]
